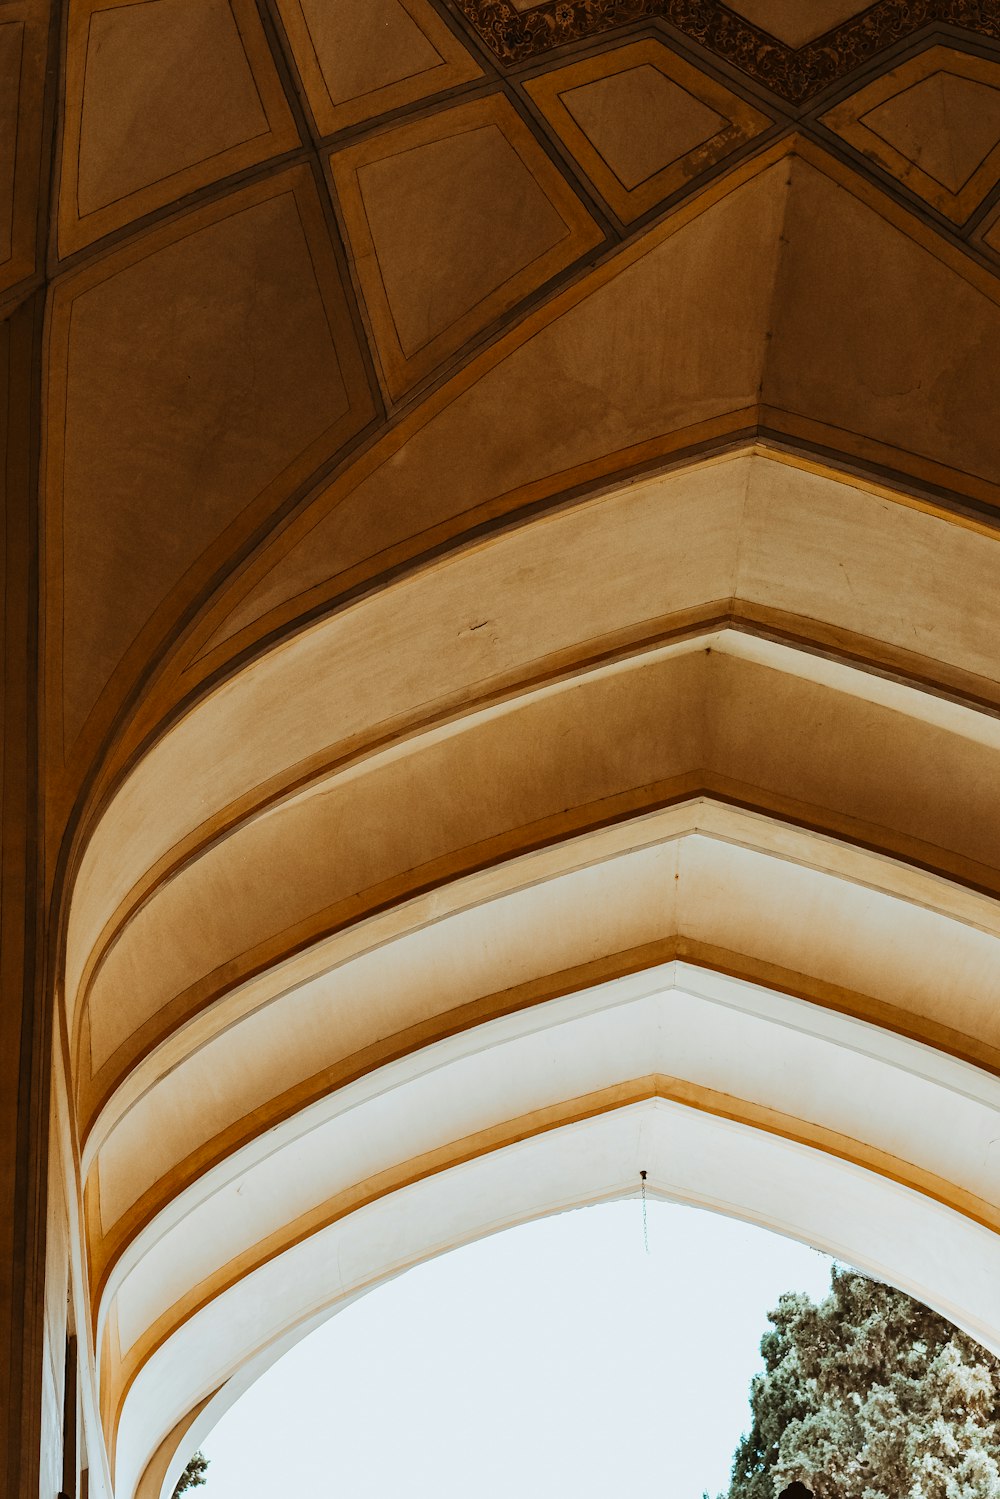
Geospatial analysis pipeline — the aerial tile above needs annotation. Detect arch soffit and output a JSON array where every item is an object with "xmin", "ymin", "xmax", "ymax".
[
  {"xmin": 67, "ymin": 448, "xmax": 1000, "ymax": 1030},
  {"xmin": 62, "ymin": 453, "xmax": 1000, "ymax": 1493},
  {"xmin": 33, "ymin": 10, "xmax": 1000, "ymax": 1499}
]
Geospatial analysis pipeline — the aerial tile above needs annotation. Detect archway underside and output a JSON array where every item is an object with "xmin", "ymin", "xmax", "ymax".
[
  {"xmin": 22, "ymin": 7, "xmax": 1000, "ymax": 1493},
  {"xmin": 53, "ymin": 449, "xmax": 1000, "ymax": 1499}
]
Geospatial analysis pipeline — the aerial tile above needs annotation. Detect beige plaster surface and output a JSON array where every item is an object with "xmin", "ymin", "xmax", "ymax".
[
  {"xmin": 66, "ymin": 453, "xmax": 1000, "ymax": 1044},
  {"xmin": 79, "ymin": 646, "xmax": 1000, "ymax": 1082},
  {"xmin": 90, "ymin": 822, "xmax": 1000, "ymax": 1249}
]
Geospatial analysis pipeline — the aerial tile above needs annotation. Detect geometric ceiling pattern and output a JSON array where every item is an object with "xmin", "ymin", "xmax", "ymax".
[
  {"xmin": 329, "ymin": 92, "xmax": 603, "ymax": 394},
  {"xmin": 59, "ymin": 0, "xmax": 301, "ymax": 254},
  {"xmin": 20, "ymin": 0, "xmax": 1000, "ymax": 804}
]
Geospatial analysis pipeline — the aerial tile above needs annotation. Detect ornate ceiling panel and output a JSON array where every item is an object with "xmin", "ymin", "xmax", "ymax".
[
  {"xmin": 47, "ymin": 167, "xmax": 374, "ymax": 757},
  {"xmin": 329, "ymin": 92, "xmax": 602, "ymax": 397},
  {"xmin": 274, "ymin": 0, "xmax": 484, "ymax": 135},
  {"xmin": 455, "ymin": 0, "xmax": 1000, "ymax": 103},
  {"xmin": 59, "ymin": 0, "xmax": 300, "ymax": 256},
  {"xmin": 523, "ymin": 36, "xmax": 773, "ymax": 221},
  {"xmin": 823, "ymin": 45, "xmax": 1000, "ymax": 223}
]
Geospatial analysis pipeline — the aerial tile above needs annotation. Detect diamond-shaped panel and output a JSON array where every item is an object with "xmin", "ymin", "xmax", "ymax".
[
  {"xmin": 329, "ymin": 93, "xmax": 602, "ymax": 398},
  {"xmin": 823, "ymin": 46, "xmax": 1000, "ymax": 223},
  {"xmin": 524, "ymin": 39, "xmax": 773, "ymax": 223}
]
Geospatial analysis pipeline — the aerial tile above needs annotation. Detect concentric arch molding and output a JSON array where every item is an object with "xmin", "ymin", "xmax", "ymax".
[
  {"xmin": 53, "ymin": 447, "xmax": 1000, "ymax": 1499},
  {"xmin": 111, "ymin": 1076, "xmax": 1000, "ymax": 1499}
]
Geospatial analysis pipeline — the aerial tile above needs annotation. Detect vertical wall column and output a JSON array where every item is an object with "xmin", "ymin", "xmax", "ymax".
[{"xmin": 0, "ymin": 294, "xmax": 47, "ymax": 1499}]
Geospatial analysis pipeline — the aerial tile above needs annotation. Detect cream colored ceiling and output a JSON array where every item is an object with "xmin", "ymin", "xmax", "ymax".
[{"xmin": 9, "ymin": 3, "xmax": 1000, "ymax": 1496}]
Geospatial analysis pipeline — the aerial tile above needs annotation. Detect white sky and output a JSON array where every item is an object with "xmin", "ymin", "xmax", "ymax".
[{"xmin": 200, "ymin": 1199, "xmax": 835, "ymax": 1499}]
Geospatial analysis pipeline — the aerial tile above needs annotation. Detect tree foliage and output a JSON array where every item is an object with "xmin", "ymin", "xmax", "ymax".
[
  {"xmin": 172, "ymin": 1450, "xmax": 209, "ymax": 1496},
  {"xmin": 721, "ymin": 1265, "xmax": 1000, "ymax": 1499}
]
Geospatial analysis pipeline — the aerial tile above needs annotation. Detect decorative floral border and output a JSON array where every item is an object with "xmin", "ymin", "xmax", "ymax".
[{"xmin": 455, "ymin": 0, "xmax": 1000, "ymax": 103}]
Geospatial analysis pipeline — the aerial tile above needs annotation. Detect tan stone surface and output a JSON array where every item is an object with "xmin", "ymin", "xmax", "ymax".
[
  {"xmin": 727, "ymin": 0, "xmax": 875, "ymax": 46},
  {"xmin": 524, "ymin": 39, "xmax": 772, "ymax": 222},
  {"xmin": 60, "ymin": 0, "xmax": 299, "ymax": 254},
  {"xmin": 49, "ymin": 169, "xmax": 372, "ymax": 750},
  {"xmin": 275, "ymin": 0, "xmax": 482, "ymax": 134}
]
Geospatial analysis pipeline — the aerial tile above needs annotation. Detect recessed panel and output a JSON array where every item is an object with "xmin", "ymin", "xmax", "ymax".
[
  {"xmin": 60, "ymin": 0, "xmax": 299, "ymax": 254},
  {"xmin": 330, "ymin": 93, "xmax": 601, "ymax": 397},
  {"xmin": 524, "ymin": 40, "xmax": 771, "ymax": 222},
  {"xmin": 275, "ymin": 0, "xmax": 482, "ymax": 134},
  {"xmin": 823, "ymin": 47, "xmax": 1000, "ymax": 223}
]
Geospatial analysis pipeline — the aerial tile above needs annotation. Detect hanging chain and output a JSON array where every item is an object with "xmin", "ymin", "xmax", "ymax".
[{"xmin": 640, "ymin": 1169, "xmax": 649, "ymax": 1255}]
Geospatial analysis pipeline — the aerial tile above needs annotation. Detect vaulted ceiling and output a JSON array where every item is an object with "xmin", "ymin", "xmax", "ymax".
[{"xmin": 8, "ymin": 4, "xmax": 1000, "ymax": 1496}]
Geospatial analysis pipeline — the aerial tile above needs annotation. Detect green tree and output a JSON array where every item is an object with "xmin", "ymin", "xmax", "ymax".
[
  {"xmin": 721, "ymin": 1265, "xmax": 1000, "ymax": 1499},
  {"xmin": 172, "ymin": 1450, "xmax": 208, "ymax": 1496}
]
